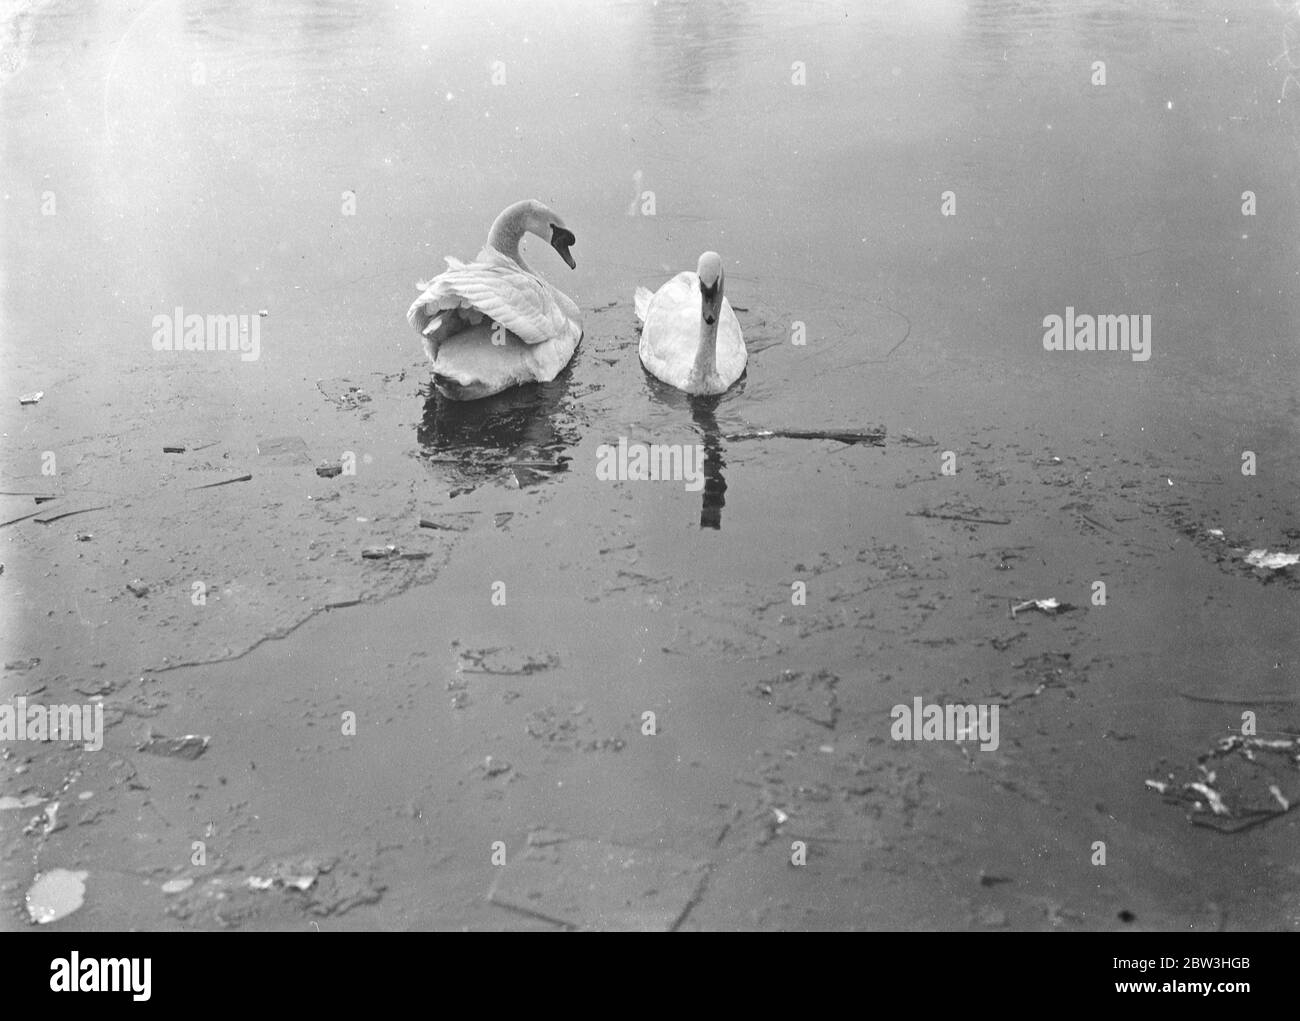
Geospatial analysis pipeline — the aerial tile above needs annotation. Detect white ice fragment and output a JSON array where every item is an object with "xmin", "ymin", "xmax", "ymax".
[
  {"xmin": 1245, "ymin": 549, "xmax": 1299, "ymax": 570},
  {"xmin": 1011, "ymin": 598, "xmax": 1064, "ymax": 617},
  {"xmin": 26, "ymin": 869, "xmax": 89, "ymax": 924},
  {"xmin": 1186, "ymin": 782, "xmax": 1229, "ymax": 816}
]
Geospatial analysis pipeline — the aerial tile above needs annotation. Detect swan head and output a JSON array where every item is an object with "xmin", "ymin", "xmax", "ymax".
[
  {"xmin": 525, "ymin": 200, "xmax": 577, "ymax": 269},
  {"xmin": 488, "ymin": 199, "xmax": 577, "ymax": 269},
  {"xmin": 697, "ymin": 251, "xmax": 724, "ymax": 326}
]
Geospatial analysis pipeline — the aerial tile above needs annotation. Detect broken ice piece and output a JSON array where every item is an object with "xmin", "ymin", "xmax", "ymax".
[
  {"xmin": 0, "ymin": 794, "xmax": 46, "ymax": 811},
  {"xmin": 361, "ymin": 545, "xmax": 398, "ymax": 559},
  {"xmin": 1010, "ymin": 598, "xmax": 1073, "ymax": 618},
  {"xmin": 1144, "ymin": 779, "xmax": 1170, "ymax": 794},
  {"xmin": 18, "ymin": 391, "xmax": 43, "ymax": 405},
  {"xmin": 489, "ymin": 838, "xmax": 706, "ymax": 931},
  {"xmin": 1269, "ymin": 785, "xmax": 1290, "ymax": 811},
  {"xmin": 138, "ymin": 733, "xmax": 210, "ymax": 760},
  {"xmin": 1186, "ymin": 782, "xmax": 1229, "ymax": 816},
  {"xmin": 772, "ymin": 808, "xmax": 789, "ymax": 825},
  {"xmin": 1206, "ymin": 528, "xmax": 1225, "ymax": 539},
  {"xmin": 25, "ymin": 868, "xmax": 88, "ymax": 924},
  {"xmin": 23, "ymin": 802, "xmax": 61, "ymax": 837},
  {"xmin": 1244, "ymin": 549, "xmax": 1300, "ymax": 570}
]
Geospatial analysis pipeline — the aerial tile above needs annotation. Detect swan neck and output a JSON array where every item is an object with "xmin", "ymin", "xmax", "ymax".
[
  {"xmin": 486, "ymin": 202, "xmax": 533, "ymax": 270},
  {"xmin": 692, "ymin": 318, "xmax": 719, "ymax": 381}
]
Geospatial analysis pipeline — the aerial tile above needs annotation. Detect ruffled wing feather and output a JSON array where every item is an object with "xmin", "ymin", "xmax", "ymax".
[{"xmin": 407, "ymin": 247, "xmax": 575, "ymax": 348}]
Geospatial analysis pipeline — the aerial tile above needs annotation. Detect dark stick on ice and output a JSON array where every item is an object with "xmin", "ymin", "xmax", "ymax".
[
  {"xmin": 907, "ymin": 510, "xmax": 1011, "ymax": 526},
  {"xmin": 725, "ymin": 427, "xmax": 886, "ymax": 446},
  {"xmin": 0, "ymin": 509, "xmax": 45, "ymax": 529},
  {"xmin": 35, "ymin": 505, "xmax": 110, "ymax": 524},
  {"xmin": 189, "ymin": 474, "xmax": 253, "ymax": 490}
]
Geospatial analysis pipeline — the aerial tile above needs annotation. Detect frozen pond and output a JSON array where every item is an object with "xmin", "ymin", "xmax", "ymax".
[{"xmin": 1, "ymin": 0, "xmax": 1297, "ymax": 930}]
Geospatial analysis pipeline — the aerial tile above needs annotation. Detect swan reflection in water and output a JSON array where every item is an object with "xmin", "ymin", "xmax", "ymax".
[
  {"xmin": 416, "ymin": 367, "xmax": 585, "ymax": 495},
  {"xmin": 644, "ymin": 375, "xmax": 744, "ymax": 530},
  {"xmin": 690, "ymin": 395, "xmax": 730, "ymax": 530}
]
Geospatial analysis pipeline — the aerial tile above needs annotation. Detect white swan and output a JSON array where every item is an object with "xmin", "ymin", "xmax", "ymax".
[
  {"xmin": 634, "ymin": 252, "xmax": 746, "ymax": 395},
  {"xmin": 407, "ymin": 199, "xmax": 583, "ymax": 400}
]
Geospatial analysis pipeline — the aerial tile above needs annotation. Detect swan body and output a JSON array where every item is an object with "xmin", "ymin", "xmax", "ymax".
[
  {"xmin": 407, "ymin": 200, "xmax": 582, "ymax": 400},
  {"xmin": 635, "ymin": 252, "xmax": 746, "ymax": 394}
]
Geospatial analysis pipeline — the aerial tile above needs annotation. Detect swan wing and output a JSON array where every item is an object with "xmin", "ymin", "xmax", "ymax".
[
  {"xmin": 407, "ymin": 247, "xmax": 579, "ymax": 349},
  {"xmin": 714, "ymin": 297, "xmax": 748, "ymax": 384},
  {"xmin": 633, "ymin": 286, "xmax": 654, "ymax": 324},
  {"xmin": 638, "ymin": 272, "xmax": 701, "ymax": 372}
]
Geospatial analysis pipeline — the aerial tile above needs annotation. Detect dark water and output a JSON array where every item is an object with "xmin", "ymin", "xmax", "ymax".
[
  {"xmin": 5, "ymin": 0, "xmax": 1298, "ymax": 477},
  {"xmin": 2, "ymin": 0, "xmax": 1298, "ymax": 930}
]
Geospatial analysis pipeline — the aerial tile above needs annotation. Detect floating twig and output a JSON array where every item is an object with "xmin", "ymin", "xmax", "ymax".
[
  {"xmin": 420, "ymin": 517, "xmax": 470, "ymax": 531},
  {"xmin": 907, "ymin": 510, "xmax": 1011, "ymax": 525},
  {"xmin": 1178, "ymin": 691, "xmax": 1300, "ymax": 706},
  {"xmin": 423, "ymin": 457, "xmax": 569, "ymax": 471},
  {"xmin": 189, "ymin": 474, "xmax": 252, "ymax": 490},
  {"xmin": 1077, "ymin": 512, "xmax": 1119, "ymax": 534},
  {"xmin": 725, "ymin": 427, "xmax": 886, "ymax": 446},
  {"xmin": 0, "ymin": 510, "xmax": 44, "ymax": 529},
  {"xmin": 35, "ymin": 505, "xmax": 110, "ymax": 524}
]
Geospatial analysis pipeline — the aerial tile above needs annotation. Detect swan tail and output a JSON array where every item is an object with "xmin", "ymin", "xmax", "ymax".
[
  {"xmin": 414, "ymin": 307, "xmax": 479, "ymax": 362},
  {"xmin": 633, "ymin": 286, "xmax": 653, "ymax": 325}
]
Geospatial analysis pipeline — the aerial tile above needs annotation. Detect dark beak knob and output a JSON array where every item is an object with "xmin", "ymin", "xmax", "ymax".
[{"xmin": 550, "ymin": 226, "xmax": 577, "ymax": 269}]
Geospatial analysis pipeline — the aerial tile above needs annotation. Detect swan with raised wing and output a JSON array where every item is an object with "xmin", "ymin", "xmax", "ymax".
[{"xmin": 407, "ymin": 199, "xmax": 582, "ymax": 400}]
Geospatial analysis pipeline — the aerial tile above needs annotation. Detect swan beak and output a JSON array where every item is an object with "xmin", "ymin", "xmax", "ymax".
[
  {"xmin": 701, "ymin": 278, "xmax": 719, "ymax": 325},
  {"xmin": 550, "ymin": 226, "xmax": 577, "ymax": 269}
]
